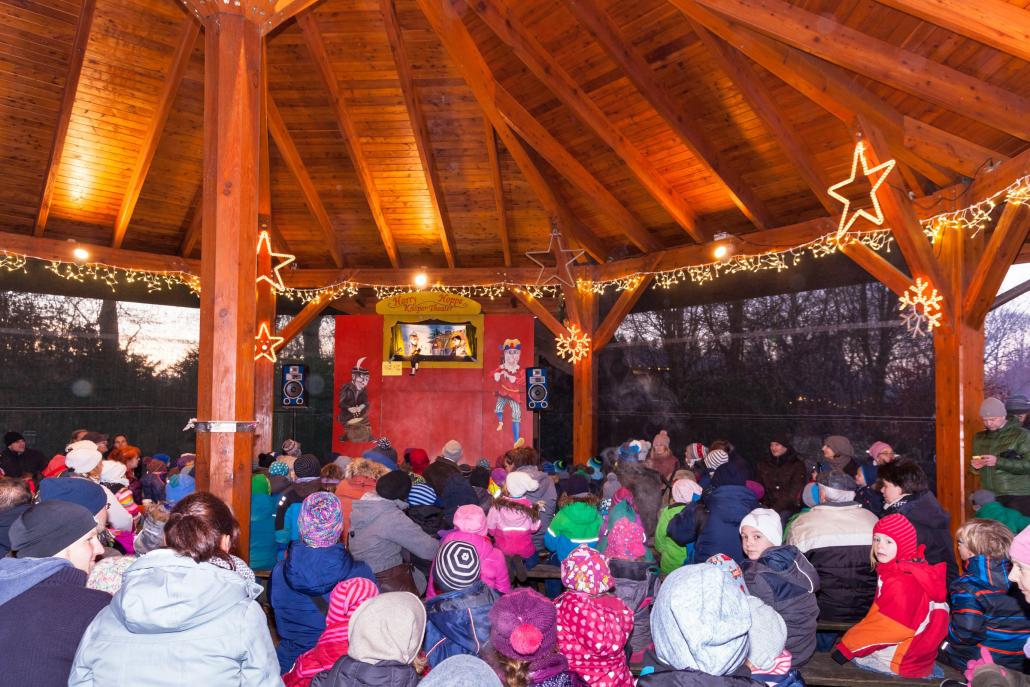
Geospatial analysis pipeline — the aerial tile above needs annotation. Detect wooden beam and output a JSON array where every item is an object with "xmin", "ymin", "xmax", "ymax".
[
  {"xmin": 381, "ymin": 0, "xmax": 457, "ymax": 267},
  {"xmin": 567, "ymin": 0, "xmax": 774, "ymax": 230},
  {"xmin": 571, "ymin": 288, "xmax": 598, "ymax": 465},
  {"xmin": 266, "ymin": 94, "xmax": 346, "ymax": 268},
  {"xmin": 689, "ymin": 0, "xmax": 1030, "ymax": 141},
  {"xmin": 113, "ymin": 17, "xmax": 199, "ymax": 248},
  {"xmin": 464, "ymin": 0, "xmax": 703, "ymax": 242},
  {"xmin": 690, "ymin": 23, "xmax": 836, "ymax": 215},
  {"xmin": 531, "ymin": 156, "xmax": 609, "ymax": 265},
  {"xmin": 484, "ymin": 117, "xmax": 512, "ymax": 267},
  {"xmin": 1, "ymin": 229, "xmax": 199, "ymax": 275},
  {"xmin": 872, "ymin": 0, "xmax": 1030, "ymax": 64},
  {"xmin": 415, "ymin": 0, "xmax": 658, "ymax": 254},
  {"xmin": 179, "ymin": 184, "xmax": 204, "ymax": 257},
  {"xmin": 593, "ymin": 257, "xmax": 661, "ymax": 350},
  {"xmin": 512, "ymin": 290, "xmax": 568, "ymax": 338},
  {"xmin": 963, "ymin": 202, "xmax": 1030, "ymax": 328},
  {"xmin": 840, "ymin": 241, "xmax": 914, "ymax": 297},
  {"xmin": 34, "ymin": 0, "xmax": 96, "ymax": 237},
  {"xmin": 276, "ymin": 292, "xmax": 336, "ymax": 350},
  {"xmin": 856, "ymin": 118, "xmax": 948, "ymax": 294},
  {"xmin": 261, "ymin": 0, "xmax": 324, "ymax": 35},
  {"xmin": 669, "ymin": 0, "xmax": 956, "ymax": 185},
  {"xmin": 903, "ymin": 118, "xmax": 1008, "ymax": 179},
  {"xmin": 298, "ymin": 14, "xmax": 400, "ymax": 268}
]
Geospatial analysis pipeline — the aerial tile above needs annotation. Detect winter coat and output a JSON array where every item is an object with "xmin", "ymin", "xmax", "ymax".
[
  {"xmin": 348, "ymin": 493, "xmax": 440, "ymax": 573},
  {"xmin": 424, "ymin": 457, "xmax": 462, "ymax": 495},
  {"xmin": 786, "ymin": 502, "xmax": 878, "ymax": 623},
  {"xmin": 271, "ymin": 540, "xmax": 376, "ymax": 673},
  {"xmin": 310, "ymin": 656, "xmax": 419, "ymax": 687},
  {"xmin": 0, "ymin": 558, "xmax": 111, "ymax": 687},
  {"xmin": 942, "ymin": 555, "xmax": 1030, "ymax": 671},
  {"xmin": 740, "ymin": 545, "xmax": 820, "ymax": 665},
  {"xmin": 977, "ymin": 500, "xmax": 1030, "ymax": 534},
  {"xmin": 0, "ymin": 446, "xmax": 47, "ymax": 479},
  {"xmin": 755, "ymin": 450, "xmax": 807, "ymax": 514},
  {"xmin": 407, "ymin": 504, "xmax": 445, "ymax": 537},
  {"xmin": 666, "ymin": 502, "xmax": 701, "ymax": 550},
  {"xmin": 752, "ymin": 668, "xmax": 804, "ymax": 687},
  {"xmin": 615, "ymin": 462, "xmax": 665, "ymax": 546},
  {"xmin": 972, "ymin": 419, "xmax": 1030, "ymax": 496},
  {"xmin": 486, "ymin": 496, "xmax": 541, "ymax": 558},
  {"xmin": 0, "ymin": 502, "xmax": 28, "ymax": 555},
  {"xmin": 694, "ymin": 485, "xmax": 758, "ymax": 564},
  {"xmin": 69, "ymin": 550, "xmax": 279, "ymax": 686},
  {"xmin": 610, "ymin": 558, "xmax": 662, "ymax": 656},
  {"xmin": 423, "ymin": 581, "xmax": 498, "ymax": 667},
  {"xmin": 836, "ymin": 557, "xmax": 949, "ymax": 678},
  {"xmin": 519, "ymin": 465, "xmax": 559, "ymax": 551},
  {"xmin": 427, "ymin": 530, "xmax": 510, "ymax": 599},
  {"xmin": 546, "ymin": 500, "xmax": 603, "ymax": 561},
  {"xmin": 656, "ymin": 503, "xmax": 691, "ymax": 575},
  {"xmin": 250, "ymin": 491, "xmax": 278, "ymax": 571},
  {"xmin": 556, "ymin": 591, "xmax": 635, "ymax": 687},
  {"xmin": 140, "ymin": 471, "xmax": 165, "ymax": 502},
  {"xmin": 855, "ymin": 486, "xmax": 884, "ymax": 517},
  {"xmin": 276, "ymin": 478, "xmax": 324, "ymax": 530},
  {"xmin": 883, "ymin": 491, "xmax": 959, "ymax": 585},
  {"xmin": 335, "ymin": 475, "xmax": 377, "ymax": 543},
  {"xmin": 636, "ymin": 656, "xmax": 759, "ymax": 687}
]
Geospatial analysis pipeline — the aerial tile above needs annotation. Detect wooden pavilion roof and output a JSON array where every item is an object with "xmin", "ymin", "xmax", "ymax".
[{"xmin": 2, "ymin": 0, "xmax": 1029, "ymax": 281}]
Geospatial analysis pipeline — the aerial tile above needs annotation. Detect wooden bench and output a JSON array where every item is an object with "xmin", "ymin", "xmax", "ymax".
[
  {"xmin": 802, "ymin": 652, "xmax": 961, "ymax": 687},
  {"xmin": 524, "ymin": 563, "xmax": 562, "ymax": 580}
]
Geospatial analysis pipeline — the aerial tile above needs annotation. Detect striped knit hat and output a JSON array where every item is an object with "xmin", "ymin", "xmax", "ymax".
[
  {"xmin": 873, "ymin": 513, "xmax": 918, "ymax": 561},
  {"xmin": 704, "ymin": 449, "xmax": 729, "ymax": 471},
  {"xmin": 298, "ymin": 492, "xmax": 344, "ymax": 548},
  {"xmin": 434, "ymin": 540, "xmax": 481, "ymax": 592},
  {"xmin": 407, "ymin": 482, "xmax": 437, "ymax": 507},
  {"xmin": 685, "ymin": 442, "xmax": 707, "ymax": 466}
]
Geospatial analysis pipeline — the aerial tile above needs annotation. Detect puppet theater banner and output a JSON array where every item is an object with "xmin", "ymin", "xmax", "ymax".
[{"xmin": 333, "ymin": 292, "xmax": 534, "ymax": 464}]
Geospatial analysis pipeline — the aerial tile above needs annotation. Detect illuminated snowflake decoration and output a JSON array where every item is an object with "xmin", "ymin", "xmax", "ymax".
[
  {"xmin": 556, "ymin": 324, "xmax": 591, "ymax": 364},
  {"xmin": 898, "ymin": 277, "xmax": 943, "ymax": 337}
]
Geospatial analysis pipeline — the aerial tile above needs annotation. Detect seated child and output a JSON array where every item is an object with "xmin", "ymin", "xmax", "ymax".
[
  {"xmin": 833, "ymin": 514, "xmax": 949, "ymax": 678},
  {"xmin": 747, "ymin": 596, "xmax": 802, "ymax": 687},
  {"xmin": 546, "ymin": 491, "xmax": 602, "ymax": 563},
  {"xmin": 656, "ymin": 478, "xmax": 702, "ymax": 575},
  {"xmin": 140, "ymin": 457, "xmax": 167, "ymax": 502},
  {"xmin": 428, "ymin": 504, "xmax": 510, "ymax": 598},
  {"xmin": 423, "ymin": 540, "xmax": 499, "ymax": 668},
  {"xmin": 309, "ymin": 592, "xmax": 425, "ymax": 687},
  {"xmin": 555, "ymin": 545, "xmax": 634, "ymax": 687},
  {"xmin": 250, "ymin": 472, "xmax": 278, "ymax": 571},
  {"xmin": 602, "ymin": 500, "xmax": 661, "ymax": 661},
  {"xmin": 739, "ymin": 508, "xmax": 820, "ymax": 666},
  {"xmin": 639, "ymin": 564, "xmax": 755, "ymax": 686},
  {"xmin": 488, "ymin": 587, "xmax": 586, "ymax": 687},
  {"xmin": 486, "ymin": 471, "xmax": 542, "ymax": 565},
  {"xmin": 971, "ymin": 490, "xmax": 1030, "ymax": 535},
  {"xmin": 941, "ymin": 518, "xmax": 1030, "ymax": 671}
]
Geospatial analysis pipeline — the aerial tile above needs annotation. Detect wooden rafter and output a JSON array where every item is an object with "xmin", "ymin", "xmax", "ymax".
[
  {"xmin": 689, "ymin": 0, "xmax": 1030, "ymax": 141},
  {"xmin": 593, "ymin": 257, "xmax": 661, "ymax": 350},
  {"xmin": 179, "ymin": 184, "xmax": 203, "ymax": 257},
  {"xmin": 872, "ymin": 0, "xmax": 1030, "ymax": 64},
  {"xmin": 964, "ymin": 203, "xmax": 1030, "ymax": 328},
  {"xmin": 533, "ymin": 157, "xmax": 609, "ymax": 266},
  {"xmin": 261, "ymin": 0, "xmax": 325, "ymax": 35},
  {"xmin": 415, "ymin": 0, "xmax": 659, "ymax": 254},
  {"xmin": 275, "ymin": 291, "xmax": 339, "ymax": 349},
  {"xmin": 3, "ymin": 229, "xmax": 198, "ymax": 275},
  {"xmin": 669, "ymin": 1, "xmax": 956, "ymax": 186},
  {"xmin": 266, "ymin": 95, "xmax": 346, "ymax": 268},
  {"xmin": 839, "ymin": 241, "xmax": 914, "ymax": 298},
  {"xmin": 512, "ymin": 290, "xmax": 568, "ymax": 338},
  {"xmin": 381, "ymin": 0, "xmax": 457, "ymax": 267},
  {"xmin": 113, "ymin": 17, "xmax": 200, "ymax": 248},
  {"xmin": 34, "ymin": 0, "xmax": 97, "ymax": 237},
  {"xmin": 298, "ymin": 14, "xmax": 400, "ymax": 268},
  {"xmin": 484, "ymin": 118, "xmax": 512, "ymax": 267},
  {"xmin": 567, "ymin": 0, "xmax": 774, "ymax": 230},
  {"xmin": 464, "ymin": 0, "xmax": 703, "ymax": 242},
  {"xmin": 689, "ymin": 23, "xmax": 836, "ymax": 215},
  {"xmin": 902, "ymin": 118, "xmax": 1008, "ymax": 179}
]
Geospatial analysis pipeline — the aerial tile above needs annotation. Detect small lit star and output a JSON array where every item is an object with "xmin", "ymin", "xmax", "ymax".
[{"xmin": 828, "ymin": 140, "xmax": 896, "ymax": 242}]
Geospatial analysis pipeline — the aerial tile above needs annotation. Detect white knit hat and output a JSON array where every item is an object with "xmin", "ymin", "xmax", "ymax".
[
  {"xmin": 65, "ymin": 443, "xmax": 103, "ymax": 474},
  {"xmin": 100, "ymin": 460, "xmax": 128, "ymax": 486},
  {"xmin": 505, "ymin": 471, "xmax": 539, "ymax": 499},
  {"xmin": 739, "ymin": 507, "xmax": 783, "ymax": 547}
]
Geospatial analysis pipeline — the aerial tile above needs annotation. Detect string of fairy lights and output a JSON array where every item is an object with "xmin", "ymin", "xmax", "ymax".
[{"xmin": 1, "ymin": 171, "xmax": 1026, "ymax": 306}]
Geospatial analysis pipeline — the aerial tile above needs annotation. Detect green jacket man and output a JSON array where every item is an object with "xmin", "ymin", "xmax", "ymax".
[{"xmin": 971, "ymin": 397, "xmax": 1030, "ymax": 499}]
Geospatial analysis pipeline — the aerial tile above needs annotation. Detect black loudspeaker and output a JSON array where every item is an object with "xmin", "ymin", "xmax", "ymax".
[
  {"xmin": 526, "ymin": 367, "xmax": 550, "ymax": 411},
  {"xmin": 281, "ymin": 363, "xmax": 307, "ymax": 407}
]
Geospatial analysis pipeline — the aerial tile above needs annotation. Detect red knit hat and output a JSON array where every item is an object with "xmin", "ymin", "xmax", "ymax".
[{"xmin": 873, "ymin": 513, "xmax": 918, "ymax": 561}]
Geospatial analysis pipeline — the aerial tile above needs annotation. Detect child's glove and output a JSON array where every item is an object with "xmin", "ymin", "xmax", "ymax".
[{"xmin": 964, "ymin": 646, "xmax": 996, "ymax": 683}]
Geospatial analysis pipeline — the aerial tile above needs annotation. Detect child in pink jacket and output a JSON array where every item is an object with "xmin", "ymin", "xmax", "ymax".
[
  {"xmin": 428, "ymin": 504, "xmax": 511, "ymax": 599},
  {"xmin": 486, "ymin": 471, "xmax": 542, "ymax": 561}
]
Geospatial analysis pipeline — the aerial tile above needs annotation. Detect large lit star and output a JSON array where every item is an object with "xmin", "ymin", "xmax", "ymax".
[
  {"xmin": 256, "ymin": 230, "xmax": 295, "ymax": 292},
  {"xmin": 525, "ymin": 226, "xmax": 585, "ymax": 288},
  {"xmin": 254, "ymin": 322, "xmax": 285, "ymax": 362},
  {"xmin": 828, "ymin": 141, "xmax": 896, "ymax": 242}
]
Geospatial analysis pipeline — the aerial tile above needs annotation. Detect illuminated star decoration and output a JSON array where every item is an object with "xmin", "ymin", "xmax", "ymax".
[
  {"xmin": 556, "ymin": 323, "xmax": 591, "ymax": 363},
  {"xmin": 898, "ymin": 277, "xmax": 943, "ymax": 337},
  {"xmin": 525, "ymin": 226, "xmax": 585, "ymax": 288},
  {"xmin": 256, "ymin": 230, "xmax": 295, "ymax": 292},
  {"xmin": 254, "ymin": 322, "xmax": 285, "ymax": 362},
  {"xmin": 828, "ymin": 140, "xmax": 896, "ymax": 243}
]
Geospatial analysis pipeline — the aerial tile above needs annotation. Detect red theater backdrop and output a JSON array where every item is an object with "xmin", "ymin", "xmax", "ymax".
[{"xmin": 333, "ymin": 294, "xmax": 534, "ymax": 464}]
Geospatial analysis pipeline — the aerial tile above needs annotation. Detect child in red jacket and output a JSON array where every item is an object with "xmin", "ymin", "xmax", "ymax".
[{"xmin": 833, "ymin": 513, "xmax": 949, "ymax": 678}]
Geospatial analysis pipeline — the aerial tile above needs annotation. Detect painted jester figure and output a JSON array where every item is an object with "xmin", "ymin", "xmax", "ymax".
[{"xmin": 493, "ymin": 339, "xmax": 525, "ymax": 448}]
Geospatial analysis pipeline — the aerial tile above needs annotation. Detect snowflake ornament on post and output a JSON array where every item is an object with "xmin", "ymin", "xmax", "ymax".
[
  {"xmin": 898, "ymin": 277, "xmax": 943, "ymax": 337},
  {"xmin": 556, "ymin": 323, "xmax": 591, "ymax": 363}
]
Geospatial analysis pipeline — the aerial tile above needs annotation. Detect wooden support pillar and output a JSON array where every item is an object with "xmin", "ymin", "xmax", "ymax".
[
  {"xmin": 195, "ymin": 12, "xmax": 262, "ymax": 556},
  {"xmin": 571, "ymin": 288, "xmax": 597, "ymax": 466}
]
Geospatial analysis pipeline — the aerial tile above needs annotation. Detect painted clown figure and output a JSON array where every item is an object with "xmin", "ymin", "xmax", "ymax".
[{"xmin": 493, "ymin": 339, "xmax": 525, "ymax": 448}]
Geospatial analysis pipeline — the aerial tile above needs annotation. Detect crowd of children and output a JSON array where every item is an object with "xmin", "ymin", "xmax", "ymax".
[{"xmin": 2, "ymin": 401, "xmax": 1030, "ymax": 686}]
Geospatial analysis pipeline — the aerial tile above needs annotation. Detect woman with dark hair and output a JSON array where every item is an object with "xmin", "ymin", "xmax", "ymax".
[{"xmin": 69, "ymin": 492, "xmax": 281, "ymax": 686}]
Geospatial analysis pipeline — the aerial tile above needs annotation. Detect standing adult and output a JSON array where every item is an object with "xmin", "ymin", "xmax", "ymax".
[
  {"xmin": 819, "ymin": 436, "xmax": 859, "ymax": 476},
  {"xmin": 971, "ymin": 397, "xmax": 1030, "ymax": 515},
  {"xmin": 1, "ymin": 431, "xmax": 47, "ymax": 481},
  {"xmin": 1006, "ymin": 394, "xmax": 1029, "ymax": 429},
  {"xmin": 0, "ymin": 501, "xmax": 110, "ymax": 686},
  {"xmin": 755, "ymin": 436, "xmax": 807, "ymax": 518}
]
